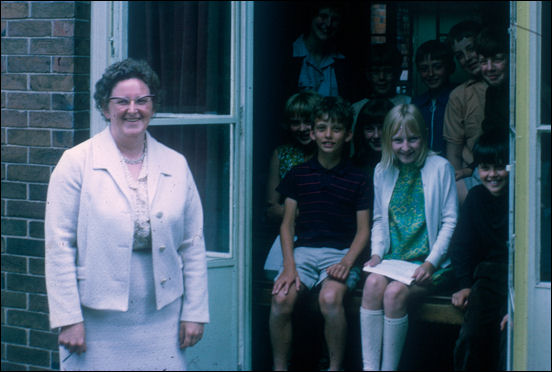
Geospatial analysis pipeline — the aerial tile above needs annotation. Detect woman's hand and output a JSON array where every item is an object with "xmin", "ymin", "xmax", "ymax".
[
  {"xmin": 179, "ymin": 321, "xmax": 204, "ymax": 349},
  {"xmin": 272, "ymin": 267, "xmax": 301, "ymax": 296},
  {"xmin": 451, "ymin": 288, "xmax": 471, "ymax": 310},
  {"xmin": 59, "ymin": 322, "xmax": 86, "ymax": 355},
  {"xmin": 412, "ymin": 261, "xmax": 435, "ymax": 286}
]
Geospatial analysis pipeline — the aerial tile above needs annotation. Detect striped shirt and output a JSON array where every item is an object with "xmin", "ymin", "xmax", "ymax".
[{"xmin": 277, "ymin": 157, "xmax": 371, "ymax": 250}]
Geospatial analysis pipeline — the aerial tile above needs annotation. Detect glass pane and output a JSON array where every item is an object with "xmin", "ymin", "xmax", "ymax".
[
  {"xmin": 148, "ymin": 125, "xmax": 231, "ymax": 254},
  {"xmin": 540, "ymin": 132, "xmax": 551, "ymax": 282},
  {"xmin": 128, "ymin": 1, "xmax": 231, "ymax": 114}
]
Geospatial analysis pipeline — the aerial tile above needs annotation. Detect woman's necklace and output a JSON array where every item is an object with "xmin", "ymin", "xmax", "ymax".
[{"xmin": 121, "ymin": 139, "xmax": 146, "ymax": 165}]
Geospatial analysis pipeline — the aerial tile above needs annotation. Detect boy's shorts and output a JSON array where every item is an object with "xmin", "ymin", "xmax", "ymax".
[{"xmin": 275, "ymin": 246, "xmax": 361, "ymax": 290}]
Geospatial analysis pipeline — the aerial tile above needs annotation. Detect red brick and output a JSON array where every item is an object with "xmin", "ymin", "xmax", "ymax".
[
  {"xmin": 7, "ymin": 93, "xmax": 50, "ymax": 110},
  {"xmin": 53, "ymin": 20, "xmax": 73, "ymax": 37},
  {"xmin": 2, "ymin": 326, "xmax": 27, "ymax": 347},
  {"xmin": 29, "ymin": 147, "xmax": 64, "ymax": 165},
  {"xmin": 52, "ymin": 56, "xmax": 89, "ymax": 73},
  {"xmin": 30, "ymin": 74, "xmax": 73, "ymax": 92},
  {"xmin": 7, "ymin": 128, "xmax": 50, "ymax": 146},
  {"xmin": 7, "ymin": 56, "xmax": 50, "ymax": 73},
  {"xmin": 1, "ymin": 38, "xmax": 28, "ymax": 54},
  {"xmin": 32, "ymin": 1, "xmax": 75, "ymax": 18},
  {"xmin": 6, "ymin": 199, "xmax": 47, "ymax": 219},
  {"xmin": 6, "ymin": 237, "xmax": 46, "ymax": 257},
  {"xmin": 1, "ymin": 181, "xmax": 27, "ymax": 199},
  {"xmin": 30, "ymin": 38, "xmax": 73, "ymax": 55},
  {"xmin": 1, "ymin": 74, "xmax": 27, "ymax": 90},
  {"xmin": 1, "ymin": 2, "xmax": 29, "ymax": 19},
  {"xmin": 1, "ymin": 110, "xmax": 28, "ymax": 127},
  {"xmin": 1, "ymin": 145, "xmax": 27, "ymax": 163},
  {"xmin": 8, "ymin": 20, "xmax": 51, "ymax": 37},
  {"xmin": 1, "ymin": 254, "xmax": 27, "ymax": 274},
  {"xmin": 30, "ymin": 111, "xmax": 72, "ymax": 128}
]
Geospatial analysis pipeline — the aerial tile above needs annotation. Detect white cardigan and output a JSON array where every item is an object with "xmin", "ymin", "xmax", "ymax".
[
  {"xmin": 370, "ymin": 154, "xmax": 458, "ymax": 269},
  {"xmin": 45, "ymin": 127, "xmax": 209, "ymax": 329}
]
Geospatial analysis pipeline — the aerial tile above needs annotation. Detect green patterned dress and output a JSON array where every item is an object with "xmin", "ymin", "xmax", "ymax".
[
  {"xmin": 277, "ymin": 144, "xmax": 308, "ymax": 179},
  {"xmin": 385, "ymin": 163, "xmax": 451, "ymax": 287}
]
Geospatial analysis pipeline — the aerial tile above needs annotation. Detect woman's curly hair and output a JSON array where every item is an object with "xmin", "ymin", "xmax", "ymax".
[{"xmin": 93, "ymin": 58, "xmax": 161, "ymax": 119}]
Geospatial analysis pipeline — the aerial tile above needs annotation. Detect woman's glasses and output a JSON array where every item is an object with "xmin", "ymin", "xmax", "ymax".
[{"xmin": 109, "ymin": 95, "xmax": 154, "ymax": 107}]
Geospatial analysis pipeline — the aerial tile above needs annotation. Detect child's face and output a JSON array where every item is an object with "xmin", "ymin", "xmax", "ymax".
[
  {"xmin": 391, "ymin": 125, "xmax": 422, "ymax": 165},
  {"xmin": 310, "ymin": 115, "xmax": 352, "ymax": 155},
  {"xmin": 368, "ymin": 66, "xmax": 395, "ymax": 97},
  {"xmin": 289, "ymin": 115, "xmax": 313, "ymax": 146},
  {"xmin": 452, "ymin": 36, "xmax": 480, "ymax": 77},
  {"xmin": 478, "ymin": 163, "xmax": 508, "ymax": 196},
  {"xmin": 363, "ymin": 122, "xmax": 383, "ymax": 152},
  {"xmin": 417, "ymin": 55, "xmax": 450, "ymax": 91},
  {"xmin": 479, "ymin": 53, "xmax": 508, "ymax": 87}
]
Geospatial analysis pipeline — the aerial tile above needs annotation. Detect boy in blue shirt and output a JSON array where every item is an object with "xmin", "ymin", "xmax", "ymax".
[
  {"xmin": 412, "ymin": 39, "xmax": 457, "ymax": 155},
  {"xmin": 269, "ymin": 96, "xmax": 371, "ymax": 371}
]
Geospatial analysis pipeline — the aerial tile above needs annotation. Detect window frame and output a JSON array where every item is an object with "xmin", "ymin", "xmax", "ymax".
[{"xmin": 90, "ymin": 1, "xmax": 244, "ymax": 260}]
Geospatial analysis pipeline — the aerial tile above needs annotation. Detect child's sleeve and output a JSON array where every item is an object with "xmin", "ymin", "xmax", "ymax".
[
  {"xmin": 356, "ymin": 175, "xmax": 372, "ymax": 211},
  {"xmin": 450, "ymin": 189, "xmax": 479, "ymax": 289},
  {"xmin": 276, "ymin": 167, "xmax": 298, "ymax": 201}
]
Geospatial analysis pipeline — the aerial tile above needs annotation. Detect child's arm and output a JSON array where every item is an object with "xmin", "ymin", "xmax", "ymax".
[
  {"xmin": 266, "ymin": 148, "xmax": 284, "ymax": 223},
  {"xmin": 326, "ymin": 209, "xmax": 371, "ymax": 282},
  {"xmin": 272, "ymin": 197, "xmax": 301, "ymax": 295}
]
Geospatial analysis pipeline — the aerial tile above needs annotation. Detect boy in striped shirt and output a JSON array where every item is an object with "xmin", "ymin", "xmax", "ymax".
[{"xmin": 269, "ymin": 95, "xmax": 372, "ymax": 371}]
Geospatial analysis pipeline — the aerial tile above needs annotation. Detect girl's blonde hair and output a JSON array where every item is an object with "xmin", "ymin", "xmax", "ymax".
[{"xmin": 380, "ymin": 104, "xmax": 431, "ymax": 169}]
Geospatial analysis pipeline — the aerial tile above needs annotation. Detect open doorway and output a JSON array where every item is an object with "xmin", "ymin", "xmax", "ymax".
[{"xmin": 251, "ymin": 2, "xmax": 510, "ymax": 370}]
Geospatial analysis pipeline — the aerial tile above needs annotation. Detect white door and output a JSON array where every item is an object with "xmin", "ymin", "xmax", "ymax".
[{"xmin": 90, "ymin": 2, "xmax": 253, "ymax": 369}]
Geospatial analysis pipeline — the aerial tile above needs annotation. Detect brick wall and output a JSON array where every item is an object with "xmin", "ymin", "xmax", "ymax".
[{"xmin": 1, "ymin": 1, "xmax": 90, "ymax": 370}]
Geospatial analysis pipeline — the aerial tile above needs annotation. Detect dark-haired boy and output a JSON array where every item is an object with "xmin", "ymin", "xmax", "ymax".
[
  {"xmin": 450, "ymin": 129, "xmax": 510, "ymax": 370},
  {"xmin": 475, "ymin": 27, "xmax": 510, "ymax": 138},
  {"xmin": 269, "ymin": 96, "xmax": 371, "ymax": 371},
  {"xmin": 412, "ymin": 40, "xmax": 457, "ymax": 155}
]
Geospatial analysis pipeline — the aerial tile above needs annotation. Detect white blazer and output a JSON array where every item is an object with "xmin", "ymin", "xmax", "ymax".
[
  {"xmin": 370, "ymin": 154, "xmax": 458, "ymax": 269},
  {"xmin": 45, "ymin": 127, "xmax": 209, "ymax": 329}
]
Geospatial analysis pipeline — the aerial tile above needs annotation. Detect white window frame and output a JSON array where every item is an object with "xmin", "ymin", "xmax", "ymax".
[{"xmin": 89, "ymin": 1, "xmax": 250, "ymax": 262}]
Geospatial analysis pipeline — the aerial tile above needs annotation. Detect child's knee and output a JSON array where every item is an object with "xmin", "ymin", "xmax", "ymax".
[
  {"xmin": 383, "ymin": 282, "xmax": 408, "ymax": 307},
  {"xmin": 363, "ymin": 273, "xmax": 387, "ymax": 295},
  {"xmin": 271, "ymin": 292, "xmax": 297, "ymax": 316},
  {"xmin": 318, "ymin": 284, "xmax": 346, "ymax": 314}
]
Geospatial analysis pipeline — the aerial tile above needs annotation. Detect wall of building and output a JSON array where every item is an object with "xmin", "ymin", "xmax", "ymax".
[{"xmin": 1, "ymin": 1, "xmax": 90, "ymax": 370}]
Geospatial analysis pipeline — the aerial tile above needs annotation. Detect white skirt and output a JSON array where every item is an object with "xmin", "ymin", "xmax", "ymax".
[{"xmin": 60, "ymin": 250, "xmax": 187, "ymax": 371}]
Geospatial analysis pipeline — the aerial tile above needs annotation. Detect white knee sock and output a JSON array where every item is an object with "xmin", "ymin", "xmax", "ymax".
[
  {"xmin": 381, "ymin": 314, "xmax": 409, "ymax": 371},
  {"xmin": 360, "ymin": 307, "xmax": 384, "ymax": 371}
]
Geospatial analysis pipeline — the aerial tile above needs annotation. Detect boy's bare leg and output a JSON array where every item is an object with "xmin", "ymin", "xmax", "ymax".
[
  {"xmin": 269, "ymin": 285, "xmax": 301, "ymax": 371},
  {"xmin": 319, "ymin": 279, "xmax": 348, "ymax": 371}
]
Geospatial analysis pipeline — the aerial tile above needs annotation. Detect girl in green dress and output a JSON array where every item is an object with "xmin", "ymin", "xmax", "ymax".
[
  {"xmin": 264, "ymin": 91, "xmax": 321, "ymax": 278},
  {"xmin": 359, "ymin": 104, "xmax": 458, "ymax": 370}
]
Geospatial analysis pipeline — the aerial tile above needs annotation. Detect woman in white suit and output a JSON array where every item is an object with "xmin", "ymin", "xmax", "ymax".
[
  {"xmin": 45, "ymin": 59, "xmax": 209, "ymax": 371},
  {"xmin": 359, "ymin": 104, "xmax": 458, "ymax": 371}
]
